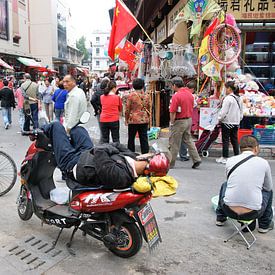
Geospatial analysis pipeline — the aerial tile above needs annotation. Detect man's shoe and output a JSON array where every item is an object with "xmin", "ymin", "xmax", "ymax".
[
  {"xmin": 5, "ymin": 123, "xmax": 9, "ymax": 130},
  {"xmin": 216, "ymin": 218, "xmax": 227, "ymax": 226},
  {"xmin": 192, "ymin": 161, "xmax": 201, "ymax": 169},
  {"xmin": 258, "ymin": 220, "xmax": 274, "ymax": 233},
  {"xmin": 216, "ymin": 157, "xmax": 227, "ymax": 164}
]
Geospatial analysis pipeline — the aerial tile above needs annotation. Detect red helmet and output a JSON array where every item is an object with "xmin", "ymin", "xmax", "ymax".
[{"xmin": 148, "ymin": 153, "xmax": 170, "ymax": 176}]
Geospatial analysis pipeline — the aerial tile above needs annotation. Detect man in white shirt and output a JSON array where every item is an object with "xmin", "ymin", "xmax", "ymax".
[
  {"xmin": 215, "ymin": 135, "xmax": 273, "ymax": 233},
  {"xmin": 63, "ymin": 75, "xmax": 87, "ymax": 133}
]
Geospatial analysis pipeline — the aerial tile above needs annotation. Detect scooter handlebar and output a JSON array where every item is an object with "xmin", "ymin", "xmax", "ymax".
[{"xmin": 21, "ymin": 129, "xmax": 44, "ymax": 136}]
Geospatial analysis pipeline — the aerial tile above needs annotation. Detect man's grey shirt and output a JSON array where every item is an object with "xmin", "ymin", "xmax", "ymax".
[{"xmin": 224, "ymin": 151, "xmax": 273, "ymax": 210}]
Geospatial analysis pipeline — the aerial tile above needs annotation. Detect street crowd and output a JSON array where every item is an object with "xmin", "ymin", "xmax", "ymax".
[{"xmin": 0, "ymin": 71, "xmax": 273, "ymax": 235}]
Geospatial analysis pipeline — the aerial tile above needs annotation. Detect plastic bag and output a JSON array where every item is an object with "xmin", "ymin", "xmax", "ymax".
[
  {"xmin": 50, "ymin": 187, "xmax": 70, "ymax": 205},
  {"xmin": 38, "ymin": 110, "xmax": 49, "ymax": 127}
]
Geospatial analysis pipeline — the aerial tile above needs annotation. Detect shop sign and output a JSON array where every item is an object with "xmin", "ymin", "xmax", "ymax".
[
  {"xmin": 0, "ymin": 0, "xmax": 9, "ymax": 40},
  {"xmin": 157, "ymin": 19, "xmax": 166, "ymax": 44},
  {"xmin": 217, "ymin": 0, "xmax": 275, "ymax": 20},
  {"xmin": 168, "ymin": 0, "xmax": 187, "ymax": 36}
]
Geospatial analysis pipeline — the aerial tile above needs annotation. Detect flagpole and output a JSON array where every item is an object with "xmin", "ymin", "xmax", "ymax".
[{"xmin": 119, "ymin": 0, "xmax": 156, "ymax": 47}]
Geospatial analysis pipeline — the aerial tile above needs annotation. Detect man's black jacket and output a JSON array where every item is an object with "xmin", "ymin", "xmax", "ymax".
[
  {"xmin": 0, "ymin": 87, "xmax": 16, "ymax": 108},
  {"xmin": 76, "ymin": 143, "xmax": 137, "ymax": 189},
  {"xmin": 90, "ymin": 85, "xmax": 104, "ymax": 115}
]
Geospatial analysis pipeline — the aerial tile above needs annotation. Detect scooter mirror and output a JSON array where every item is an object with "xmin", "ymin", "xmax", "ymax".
[{"xmin": 79, "ymin": 111, "xmax": 90, "ymax": 124}]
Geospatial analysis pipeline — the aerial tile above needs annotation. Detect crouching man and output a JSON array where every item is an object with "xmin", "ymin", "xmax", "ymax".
[{"xmin": 216, "ymin": 135, "xmax": 273, "ymax": 233}]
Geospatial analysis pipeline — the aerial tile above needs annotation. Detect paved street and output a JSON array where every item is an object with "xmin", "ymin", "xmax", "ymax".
[{"xmin": 0, "ymin": 110, "xmax": 274, "ymax": 275}]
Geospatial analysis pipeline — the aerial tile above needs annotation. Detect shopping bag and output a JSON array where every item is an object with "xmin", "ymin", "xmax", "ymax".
[{"xmin": 38, "ymin": 110, "xmax": 49, "ymax": 127}]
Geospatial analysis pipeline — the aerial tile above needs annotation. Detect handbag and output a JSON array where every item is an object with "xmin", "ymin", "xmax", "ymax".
[{"xmin": 22, "ymin": 82, "xmax": 32, "ymax": 112}]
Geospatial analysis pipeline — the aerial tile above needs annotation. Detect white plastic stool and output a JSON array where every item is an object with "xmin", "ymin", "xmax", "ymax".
[{"xmin": 224, "ymin": 219, "xmax": 256, "ymax": 249}]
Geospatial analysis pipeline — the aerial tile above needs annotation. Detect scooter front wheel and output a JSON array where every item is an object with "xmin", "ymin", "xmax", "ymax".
[
  {"xmin": 107, "ymin": 223, "xmax": 143, "ymax": 258},
  {"xmin": 17, "ymin": 185, "xmax": 33, "ymax": 220}
]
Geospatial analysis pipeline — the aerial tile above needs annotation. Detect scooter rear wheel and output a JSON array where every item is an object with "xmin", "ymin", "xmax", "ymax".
[
  {"xmin": 17, "ymin": 185, "xmax": 33, "ymax": 220},
  {"xmin": 107, "ymin": 223, "xmax": 143, "ymax": 258}
]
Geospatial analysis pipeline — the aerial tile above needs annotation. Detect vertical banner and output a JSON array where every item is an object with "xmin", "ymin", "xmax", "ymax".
[{"xmin": 0, "ymin": 0, "xmax": 9, "ymax": 40}]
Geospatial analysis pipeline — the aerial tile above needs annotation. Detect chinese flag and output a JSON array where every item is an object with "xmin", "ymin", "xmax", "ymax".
[
  {"xmin": 119, "ymin": 40, "xmax": 137, "ymax": 61},
  {"xmin": 119, "ymin": 49, "xmax": 136, "ymax": 62},
  {"xmin": 124, "ymin": 40, "xmax": 138, "ymax": 53},
  {"xmin": 108, "ymin": 0, "xmax": 137, "ymax": 60}
]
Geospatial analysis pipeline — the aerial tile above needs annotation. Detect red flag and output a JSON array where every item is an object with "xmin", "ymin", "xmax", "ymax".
[
  {"xmin": 124, "ymin": 40, "xmax": 138, "ymax": 53},
  {"xmin": 108, "ymin": 0, "xmax": 137, "ymax": 60},
  {"xmin": 127, "ymin": 60, "xmax": 137, "ymax": 71},
  {"xmin": 119, "ymin": 49, "xmax": 136, "ymax": 62}
]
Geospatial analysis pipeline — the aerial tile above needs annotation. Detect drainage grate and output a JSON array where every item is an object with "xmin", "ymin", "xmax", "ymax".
[{"xmin": 0, "ymin": 235, "xmax": 69, "ymax": 274}]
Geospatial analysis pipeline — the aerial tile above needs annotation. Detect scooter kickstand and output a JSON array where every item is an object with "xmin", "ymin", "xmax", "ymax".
[
  {"xmin": 52, "ymin": 227, "xmax": 64, "ymax": 247},
  {"xmin": 66, "ymin": 226, "xmax": 78, "ymax": 256}
]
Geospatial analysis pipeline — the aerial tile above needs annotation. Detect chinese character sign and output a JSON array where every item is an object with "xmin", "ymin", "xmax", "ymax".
[{"xmin": 220, "ymin": 0, "xmax": 275, "ymax": 20}]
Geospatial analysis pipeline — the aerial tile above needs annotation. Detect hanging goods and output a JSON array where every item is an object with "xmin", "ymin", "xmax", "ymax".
[{"xmin": 208, "ymin": 24, "xmax": 241, "ymax": 65}]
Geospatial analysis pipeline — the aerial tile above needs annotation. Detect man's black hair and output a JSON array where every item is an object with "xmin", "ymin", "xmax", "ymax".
[
  {"xmin": 171, "ymin": 77, "xmax": 184, "ymax": 88},
  {"xmin": 133, "ymin": 78, "xmax": 144, "ymax": 90}
]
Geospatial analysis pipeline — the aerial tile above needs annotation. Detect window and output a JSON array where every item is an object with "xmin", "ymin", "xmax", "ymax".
[
  {"xmin": 96, "ymin": 61, "xmax": 100, "ymax": 67},
  {"xmin": 96, "ymin": 37, "xmax": 100, "ymax": 43},
  {"xmin": 96, "ymin": 48, "xmax": 100, "ymax": 56}
]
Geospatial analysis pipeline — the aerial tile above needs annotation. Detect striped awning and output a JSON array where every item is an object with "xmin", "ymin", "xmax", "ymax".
[
  {"xmin": 0, "ymin": 58, "xmax": 14, "ymax": 70},
  {"xmin": 17, "ymin": 57, "xmax": 42, "ymax": 68}
]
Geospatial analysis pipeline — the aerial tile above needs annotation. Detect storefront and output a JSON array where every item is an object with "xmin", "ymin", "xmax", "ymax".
[{"xmin": 217, "ymin": 0, "xmax": 275, "ymax": 86}]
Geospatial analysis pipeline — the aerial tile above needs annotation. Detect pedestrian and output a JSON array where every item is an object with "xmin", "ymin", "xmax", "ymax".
[
  {"xmin": 125, "ymin": 78, "xmax": 150, "ymax": 154},
  {"xmin": 52, "ymin": 81, "xmax": 68, "ymax": 122},
  {"xmin": 100, "ymin": 81, "xmax": 122, "ymax": 143},
  {"xmin": 63, "ymin": 74, "xmax": 87, "ymax": 134},
  {"xmin": 91, "ymin": 78, "xmax": 110, "ymax": 142},
  {"xmin": 215, "ymin": 135, "xmax": 273, "ymax": 233},
  {"xmin": 21, "ymin": 73, "xmax": 40, "ymax": 131},
  {"xmin": 216, "ymin": 81, "xmax": 243, "ymax": 164},
  {"xmin": 51, "ymin": 77, "xmax": 60, "ymax": 91},
  {"xmin": 42, "ymin": 79, "xmax": 54, "ymax": 122},
  {"xmin": 168, "ymin": 77, "xmax": 201, "ymax": 169},
  {"xmin": 0, "ymin": 79, "xmax": 16, "ymax": 129},
  {"xmin": 14, "ymin": 83, "xmax": 25, "ymax": 131}
]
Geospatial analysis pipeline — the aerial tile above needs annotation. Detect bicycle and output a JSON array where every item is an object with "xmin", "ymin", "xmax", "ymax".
[{"xmin": 0, "ymin": 151, "xmax": 17, "ymax": 196}]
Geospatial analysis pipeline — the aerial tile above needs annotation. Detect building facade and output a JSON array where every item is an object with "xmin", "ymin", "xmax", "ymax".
[
  {"xmin": 0, "ymin": 0, "xmax": 83, "ymax": 77},
  {"xmin": 90, "ymin": 30, "xmax": 111, "ymax": 75}
]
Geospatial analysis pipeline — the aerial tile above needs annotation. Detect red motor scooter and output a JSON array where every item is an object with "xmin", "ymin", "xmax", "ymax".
[{"xmin": 17, "ymin": 128, "xmax": 162, "ymax": 258}]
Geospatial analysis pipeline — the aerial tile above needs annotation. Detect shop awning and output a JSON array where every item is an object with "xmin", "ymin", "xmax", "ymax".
[
  {"xmin": 17, "ymin": 57, "xmax": 43, "ymax": 68},
  {"xmin": 0, "ymin": 58, "xmax": 14, "ymax": 70}
]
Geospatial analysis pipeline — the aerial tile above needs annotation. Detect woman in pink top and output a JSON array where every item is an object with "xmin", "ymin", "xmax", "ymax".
[
  {"xmin": 14, "ymin": 85, "xmax": 25, "ymax": 131},
  {"xmin": 100, "ymin": 81, "xmax": 122, "ymax": 143}
]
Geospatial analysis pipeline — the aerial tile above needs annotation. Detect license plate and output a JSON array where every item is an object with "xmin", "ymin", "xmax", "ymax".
[{"xmin": 138, "ymin": 203, "xmax": 162, "ymax": 251}]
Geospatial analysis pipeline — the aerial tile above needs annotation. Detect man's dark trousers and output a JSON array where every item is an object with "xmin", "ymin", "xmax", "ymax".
[
  {"xmin": 42, "ymin": 122, "xmax": 93, "ymax": 172},
  {"xmin": 216, "ymin": 182, "xmax": 273, "ymax": 229}
]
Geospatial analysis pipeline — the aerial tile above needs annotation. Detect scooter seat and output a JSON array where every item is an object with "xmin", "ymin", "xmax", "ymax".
[{"xmin": 66, "ymin": 177, "xmax": 104, "ymax": 191}]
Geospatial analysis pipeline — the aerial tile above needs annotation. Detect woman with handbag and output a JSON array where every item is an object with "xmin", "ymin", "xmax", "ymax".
[{"xmin": 125, "ymin": 78, "xmax": 150, "ymax": 154}]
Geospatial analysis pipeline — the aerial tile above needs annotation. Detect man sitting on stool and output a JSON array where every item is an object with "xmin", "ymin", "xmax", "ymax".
[{"xmin": 216, "ymin": 135, "xmax": 273, "ymax": 233}]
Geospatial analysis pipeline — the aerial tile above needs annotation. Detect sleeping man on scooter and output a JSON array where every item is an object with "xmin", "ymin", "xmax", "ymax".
[{"xmin": 42, "ymin": 122, "xmax": 169, "ymax": 189}]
